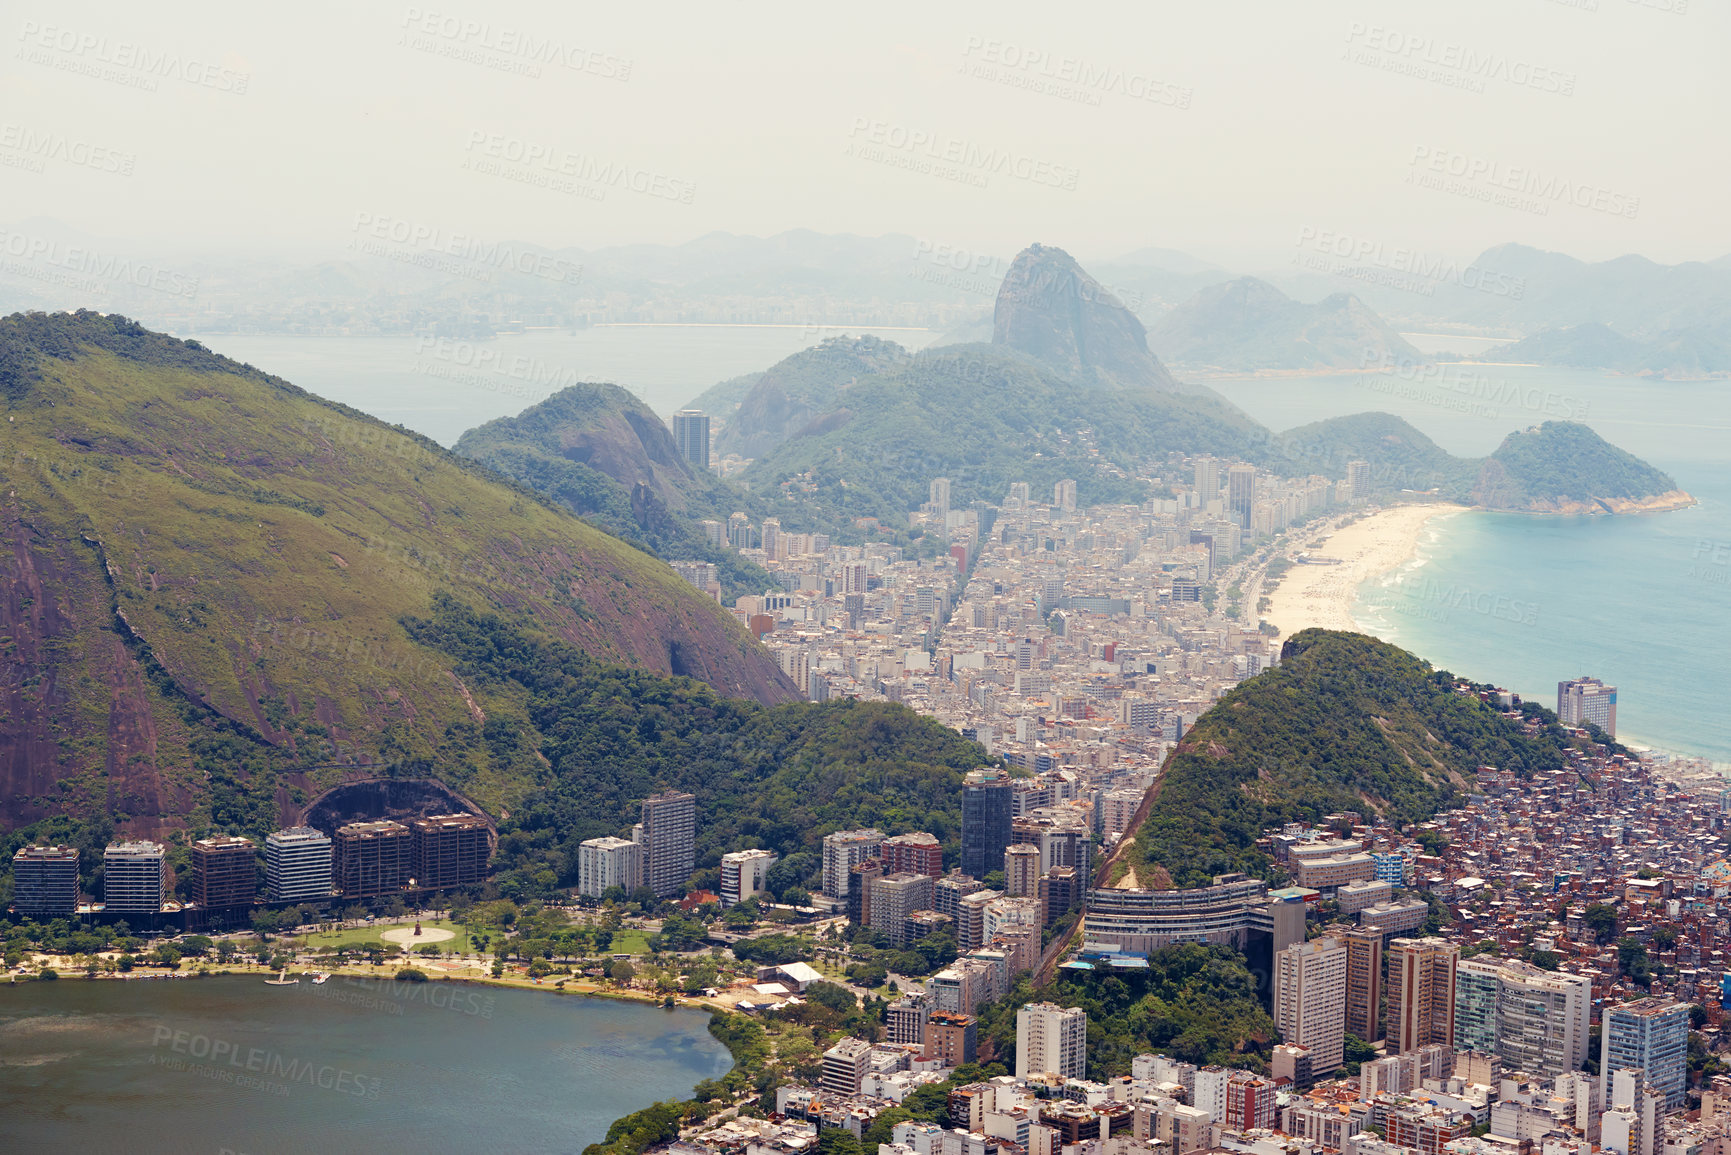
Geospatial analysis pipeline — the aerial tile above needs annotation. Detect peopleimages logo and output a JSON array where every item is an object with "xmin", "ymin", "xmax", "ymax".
[
  {"xmin": 350, "ymin": 212, "xmax": 582, "ymax": 284},
  {"xmin": 462, "ymin": 130, "xmax": 696, "ymax": 203},
  {"xmin": 0, "ymin": 228, "xmax": 199, "ymax": 300},
  {"xmin": 957, "ymin": 36, "xmax": 1192, "ymax": 110},
  {"xmin": 1408, "ymin": 147, "xmax": 1639, "ymax": 220},
  {"xmin": 1342, "ymin": 22, "xmax": 1576, "ymax": 96},
  {"xmin": 0, "ymin": 122, "xmax": 135, "ymax": 175},
  {"xmin": 150, "ymin": 1027, "xmax": 382, "ymax": 1100},
  {"xmin": 1293, "ymin": 227, "xmax": 1525, "ymax": 299},
  {"xmin": 15, "ymin": 21, "xmax": 251, "ymax": 94},
  {"xmin": 399, "ymin": 8, "xmax": 632, "ymax": 80},
  {"xmin": 845, "ymin": 118, "xmax": 1080, "ymax": 191}
]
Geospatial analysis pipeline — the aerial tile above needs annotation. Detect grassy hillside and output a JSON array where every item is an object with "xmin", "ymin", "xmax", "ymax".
[
  {"xmin": 454, "ymin": 382, "xmax": 776, "ymax": 601},
  {"xmin": 0, "ymin": 311, "xmax": 793, "ymax": 836},
  {"xmin": 1133, "ymin": 630, "xmax": 1576, "ymax": 888}
]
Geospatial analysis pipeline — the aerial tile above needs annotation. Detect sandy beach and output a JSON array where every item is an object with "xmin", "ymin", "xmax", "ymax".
[{"xmin": 1264, "ymin": 504, "xmax": 1469, "ymax": 638}]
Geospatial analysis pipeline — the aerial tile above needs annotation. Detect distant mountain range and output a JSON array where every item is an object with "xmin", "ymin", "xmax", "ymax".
[
  {"xmin": 1477, "ymin": 322, "xmax": 1731, "ymax": 377},
  {"xmin": 1148, "ymin": 277, "xmax": 1419, "ymax": 372}
]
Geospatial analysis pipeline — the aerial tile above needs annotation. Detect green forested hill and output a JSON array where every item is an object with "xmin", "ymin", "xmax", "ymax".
[
  {"xmin": 454, "ymin": 381, "xmax": 775, "ymax": 600},
  {"xmin": 401, "ymin": 594, "xmax": 992, "ymax": 898},
  {"xmin": 0, "ymin": 311, "xmax": 792, "ymax": 837},
  {"xmin": 1133, "ymin": 630, "xmax": 1576, "ymax": 888},
  {"xmin": 1473, "ymin": 420, "xmax": 1683, "ymax": 509}
]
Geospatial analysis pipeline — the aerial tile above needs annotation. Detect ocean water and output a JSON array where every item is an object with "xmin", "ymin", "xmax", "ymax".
[
  {"xmin": 0, "ymin": 975, "xmax": 732, "ymax": 1155},
  {"xmin": 1209, "ymin": 365, "xmax": 1731, "ymax": 763},
  {"xmin": 192, "ymin": 325, "xmax": 940, "ymax": 447}
]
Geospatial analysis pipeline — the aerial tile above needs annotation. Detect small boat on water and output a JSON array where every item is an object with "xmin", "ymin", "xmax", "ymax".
[
  {"xmin": 263, "ymin": 967, "xmax": 298, "ymax": 986},
  {"xmin": 312, "ymin": 973, "xmax": 330, "ymax": 985}
]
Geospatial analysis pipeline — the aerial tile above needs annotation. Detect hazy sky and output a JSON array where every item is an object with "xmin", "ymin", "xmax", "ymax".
[{"xmin": 2, "ymin": 0, "xmax": 1722, "ymax": 268}]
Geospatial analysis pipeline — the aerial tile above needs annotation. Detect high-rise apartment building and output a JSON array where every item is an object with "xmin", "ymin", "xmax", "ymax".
[
  {"xmin": 1053, "ymin": 479, "xmax": 1077, "ymax": 512},
  {"xmin": 12, "ymin": 845, "xmax": 79, "ymax": 916},
  {"xmin": 719, "ymin": 848, "xmax": 777, "ymax": 907},
  {"xmin": 887, "ymin": 995, "xmax": 930, "ymax": 1046},
  {"xmin": 935, "ymin": 873, "xmax": 985, "ymax": 920},
  {"xmin": 410, "ymin": 814, "xmax": 491, "ymax": 890},
  {"xmin": 1454, "ymin": 957, "xmax": 1503, "ymax": 1055},
  {"xmin": 1495, "ymin": 962, "xmax": 1592, "ymax": 1076},
  {"xmin": 882, "ymin": 832, "xmax": 943, "ymax": 878},
  {"xmin": 929, "ymin": 477, "xmax": 952, "ymax": 515},
  {"xmin": 1194, "ymin": 456, "xmax": 1220, "ymax": 501},
  {"xmin": 869, "ymin": 872, "xmax": 936, "ymax": 947},
  {"xmin": 639, "ymin": 791, "xmax": 696, "ymax": 899},
  {"xmin": 578, "ymin": 836, "xmax": 644, "ymax": 898},
  {"xmin": 822, "ymin": 828, "xmax": 886, "ymax": 898},
  {"xmin": 1558, "ymin": 676, "xmax": 1618, "ymax": 737},
  {"xmin": 925, "ymin": 1012, "xmax": 978, "ymax": 1067},
  {"xmin": 265, "ymin": 827, "xmax": 332, "ymax": 904},
  {"xmin": 1601, "ymin": 998, "xmax": 1689, "ymax": 1112},
  {"xmin": 1274, "ymin": 936, "xmax": 1349, "ymax": 1074},
  {"xmin": 1343, "ymin": 926, "xmax": 1383, "ymax": 1043},
  {"xmin": 672, "ymin": 409, "xmax": 710, "ymax": 471},
  {"xmin": 1346, "ymin": 460, "xmax": 1372, "ymax": 499},
  {"xmin": 1226, "ymin": 465, "xmax": 1257, "ymax": 529},
  {"xmin": 190, "ymin": 835, "xmax": 257, "ymax": 909},
  {"xmin": 1004, "ymin": 844, "xmax": 1041, "ymax": 897},
  {"xmin": 335, "ymin": 821, "xmax": 412, "ymax": 898},
  {"xmin": 847, "ymin": 858, "xmax": 885, "ymax": 925},
  {"xmin": 102, "ymin": 840, "xmax": 166, "ymax": 914},
  {"xmin": 961, "ymin": 770, "xmax": 1013, "ymax": 880},
  {"xmin": 1387, "ymin": 937, "xmax": 1458, "ymax": 1053},
  {"xmin": 1016, "ymin": 1001, "xmax": 1087, "ymax": 1079}
]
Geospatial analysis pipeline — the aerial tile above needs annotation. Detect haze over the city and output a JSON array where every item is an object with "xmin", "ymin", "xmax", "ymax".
[{"xmin": 2, "ymin": 0, "xmax": 1723, "ymax": 268}]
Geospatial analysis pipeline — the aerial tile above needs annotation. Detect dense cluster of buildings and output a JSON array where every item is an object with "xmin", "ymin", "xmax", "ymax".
[{"xmin": 10, "ymin": 812, "xmax": 493, "ymax": 922}]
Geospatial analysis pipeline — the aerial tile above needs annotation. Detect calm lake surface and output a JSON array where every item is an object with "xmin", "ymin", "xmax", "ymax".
[{"xmin": 0, "ymin": 975, "xmax": 732, "ymax": 1155}]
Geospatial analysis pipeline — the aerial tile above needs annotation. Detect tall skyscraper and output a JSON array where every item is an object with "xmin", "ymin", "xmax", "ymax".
[
  {"xmin": 102, "ymin": 840, "xmax": 166, "ymax": 914},
  {"xmin": 1226, "ymin": 465, "xmax": 1257, "ymax": 529},
  {"xmin": 1601, "ymin": 998, "xmax": 1689, "ymax": 1112},
  {"xmin": 1194, "ymin": 456, "xmax": 1220, "ymax": 502},
  {"xmin": 410, "ymin": 814, "xmax": 492, "ymax": 889},
  {"xmin": 335, "ymin": 820, "xmax": 412, "ymax": 898},
  {"xmin": 1016, "ymin": 1001, "xmax": 1087, "ymax": 1079},
  {"xmin": 929, "ymin": 477, "xmax": 952, "ymax": 515},
  {"xmin": 1558, "ymin": 676, "xmax": 1618, "ymax": 737},
  {"xmin": 1009, "ymin": 482, "xmax": 1030, "ymax": 506},
  {"xmin": 1495, "ymin": 962, "xmax": 1592, "ymax": 1076},
  {"xmin": 1342, "ymin": 926, "xmax": 1383, "ymax": 1043},
  {"xmin": 868, "ymin": 872, "xmax": 937, "ymax": 946},
  {"xmin": 961, "ymin": 770, "xmax": 1014, "ymax": 880},
  {"xmin": 12, "ymin": 845, "xmax": 79, "ymax": 916},
  {"xmin": 822, "ymin": 828, "xmax": 886, "ymax": 898},
  {"xmin": 1274, "ymin": 936, "xmax": 1348, "ymax": 1074},
  {"xmin": 265, "ymin": 827, "xmax": 332, "ymax": 904},
  {"xmin": 190, "ymin": 835, "xmax": 257, "ymax": 910},
  {"xmin": 1054, "ymin": 479, "xmax": 1078, "ymax": 512},
  {"xmin": 640, "ymin": 790, "xmax": 696, "ymax": 898},
  {"xmin": 1004, "ymin": 844, "xmax": 1042, "ymax": 897},
  {"xmin": 578, "ymin": 836, "xmax": 644, "ymax": 898},
  {"xmin": 1386, "ymin": 937, "xmax": 1459, "ymax": 1053},
  {"xmin": 1454, "ymin": 957, "xmax": 1503, "ymax": 1055},
  {"xmin": 1346, "ymin": 460, "xmax": 1371, "ymax": 499},
  {"xmin": 672, "ymin": 409, "xmax": 711, "ymax": 471}
]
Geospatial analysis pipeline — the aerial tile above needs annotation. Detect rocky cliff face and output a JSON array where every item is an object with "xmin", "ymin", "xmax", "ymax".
[{"xmin": 992, "ymin": 243, "xmax": 1178, "ymax": 390}]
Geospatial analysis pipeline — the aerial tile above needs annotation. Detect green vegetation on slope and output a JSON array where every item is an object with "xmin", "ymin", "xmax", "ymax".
[
  {"xmin": 978, "ymin": 944, "xmax": 1277, "ymax": 1076},
  {"xmin": 401, "ymin": 593, "xmax": 994, "ymax": 899},
  {"xmin": 740, "ymin": 343, "xmax": 1263, "ymax": 533},
  {"xmin": 454, "ymin": 381, "xmax": 777, "ymax": 601},
  {"xmin": 1136, "ymin": 629, "xmax": 1574, "ymax": 888},
  {"xmin": 0, "ymin": 311, "xmax": 790, "ymax": 835},
  {"xmin": 1475, "ymin": 420, "xmax": 1681, "ymax": 507}
]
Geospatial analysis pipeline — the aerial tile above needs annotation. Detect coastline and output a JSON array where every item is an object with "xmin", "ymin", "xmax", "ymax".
[{"xmin": 1263, "ymin": 503, "xmax": 1468, "ymax": 640}]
